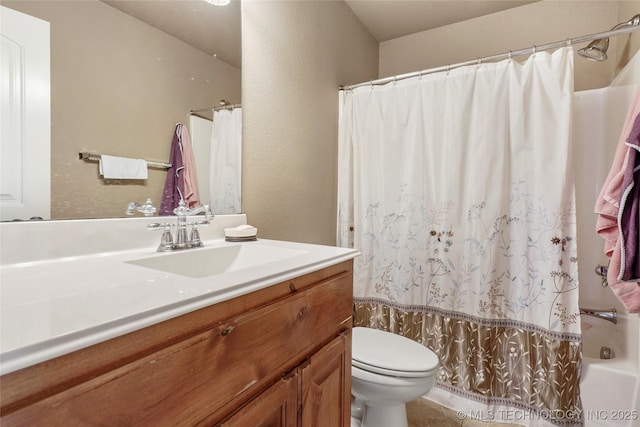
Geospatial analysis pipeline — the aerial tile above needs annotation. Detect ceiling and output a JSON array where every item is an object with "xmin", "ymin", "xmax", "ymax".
[
  {"xmin": 344, "ymin": 0, "xmax": 537, "ymax": 42},
  {"xmin": 102, "ymin": 0, "xmax": 242, "ymax": 68},
  {"xmin": 102, "ymin": 0, "xmax": 537, "ymax": 69}
]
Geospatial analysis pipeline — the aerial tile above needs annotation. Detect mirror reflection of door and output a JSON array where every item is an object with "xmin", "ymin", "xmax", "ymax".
[{"xmin": 0, "ymin": 6, "xmax": 51, "ymax": 221}]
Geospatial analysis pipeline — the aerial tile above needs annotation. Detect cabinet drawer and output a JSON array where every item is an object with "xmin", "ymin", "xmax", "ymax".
[{"xmin": 2, "ymin": 272, "xmax": 353, "ymax": 427}]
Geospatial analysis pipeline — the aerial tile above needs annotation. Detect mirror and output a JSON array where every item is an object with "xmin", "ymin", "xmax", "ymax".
[{"xmin": 0, "ymin": 0, "xmax": 241, "ymax": 220}]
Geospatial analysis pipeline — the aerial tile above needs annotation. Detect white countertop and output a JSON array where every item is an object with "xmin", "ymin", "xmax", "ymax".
[{"xmin": 0, "ymin": 217, "xmax": 359, "ymax": 375}]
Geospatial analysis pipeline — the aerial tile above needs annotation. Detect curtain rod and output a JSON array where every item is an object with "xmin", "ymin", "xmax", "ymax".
[
  {"xmin": 190, "ymin": 103, "xmax": 241, "ymax": 114},
  {"xmin": 340, "ymin": 24, "xmax": 640, "ymax": 91}
]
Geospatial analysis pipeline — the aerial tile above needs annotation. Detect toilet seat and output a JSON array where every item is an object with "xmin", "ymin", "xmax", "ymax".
[{"xmin": 352, "ymin": 327, "xmax": 439, "ymax": 378}]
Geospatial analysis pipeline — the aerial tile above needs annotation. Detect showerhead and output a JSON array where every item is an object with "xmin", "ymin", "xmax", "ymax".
[
  {"xmin": 578, "ymin": 14, "xmax": 640, "ymax": 62},
  {"xmin": 578, "ymin": 38, "xmax": 610, "ymax": 62}
]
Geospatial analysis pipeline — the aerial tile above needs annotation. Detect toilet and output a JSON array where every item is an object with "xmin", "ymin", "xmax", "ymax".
[{"xmin": 350, "ymin": 327, "xmax": 439, "ymax": 427}]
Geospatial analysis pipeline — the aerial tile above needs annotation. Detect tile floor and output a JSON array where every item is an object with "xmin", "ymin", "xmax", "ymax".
[{"xmin": 407, "ymin": 398, "xmax": 524, "ymax": 427}]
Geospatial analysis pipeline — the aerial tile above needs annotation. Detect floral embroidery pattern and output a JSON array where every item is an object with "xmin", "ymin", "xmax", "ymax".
[
  {"xmin": 346, "ymin": 180, "xmax": 581, "ymax": 426},
  {"xmin": 353, "ymin": 183, "xmax": 579, "ymax": 332}
]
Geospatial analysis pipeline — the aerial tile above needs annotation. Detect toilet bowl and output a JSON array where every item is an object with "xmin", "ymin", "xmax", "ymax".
[{"xmin": 350, "ymin": 327, "xmax": 439, "ymax": 427}]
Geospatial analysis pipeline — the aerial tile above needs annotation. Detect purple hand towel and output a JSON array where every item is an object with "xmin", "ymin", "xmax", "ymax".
[
  {"xmin": 619, "ymin": 113, "xmax": 640, "ymax": 282},
  {"xmin": 159, "ymin": 124, "xmax": 185, "ymax": 216}
]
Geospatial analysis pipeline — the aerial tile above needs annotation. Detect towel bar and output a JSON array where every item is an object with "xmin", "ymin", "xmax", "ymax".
[{"xmin": 78, "ymin": 152, "xmax": 171, "ymax": 170}]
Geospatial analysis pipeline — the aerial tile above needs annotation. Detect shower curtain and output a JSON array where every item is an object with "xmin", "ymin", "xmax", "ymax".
[
  {"xmin": 338, "ymin": 47, "xmax": 582, "ymax": 426},
  {"xmin": 210, "ymin": 108, "xmax": 242, "ymax": 214}
]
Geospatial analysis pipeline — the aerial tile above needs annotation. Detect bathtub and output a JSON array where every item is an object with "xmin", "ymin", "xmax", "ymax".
[
  {"xmin": 574, "ymin": 52, "xmax": 640, "ymax": 427},
  {"xmin": 580, "ymin": 314, "xmax": 640, "ymax": 427}
]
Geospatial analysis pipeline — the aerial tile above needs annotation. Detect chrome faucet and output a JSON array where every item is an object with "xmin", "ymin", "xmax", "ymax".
[
  {"xmin": 147, "ymin": 200, "xmax": 213, "ymax": 252},
  {"xmin": 172, "ymin": 200, "xmax": 214, "ymax": 249},
  {"xmin": 579, "ymin": 307, "xmax": 617, "ymax": 324},
  {"xmin": 126, "ymin": 198, "xmax": 157, "ymax": 216}
]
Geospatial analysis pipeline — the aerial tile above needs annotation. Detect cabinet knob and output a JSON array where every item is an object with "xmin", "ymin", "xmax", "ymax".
[{"xmin": 220, "ymin": 325, "xmax": 235, "ymax": 336}]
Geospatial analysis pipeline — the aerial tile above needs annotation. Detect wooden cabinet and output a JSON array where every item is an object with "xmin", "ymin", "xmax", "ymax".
[
  {"xmin": 220, "ymin": 331, "xmax": 351, "ymax": 427},
  {"xmin": 0, "ymin": 260, "xmax": 353, "ymax": 427},
  {"xmin": 218, "ymin": 372, "xmax": 298, "ymax": 427},
  {"xmin": 299, "ymin": 332, "xmax": 351, "ymax": 427}
]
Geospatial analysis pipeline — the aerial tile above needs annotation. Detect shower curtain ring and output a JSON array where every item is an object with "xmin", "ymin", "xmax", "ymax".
[
  {"xmin": 532, "ymin": 45, "xmax": 537, "ymax": 55},
  {"xmin": 508, "ymin": 50, "xmax": 512, "ymax": 62}
]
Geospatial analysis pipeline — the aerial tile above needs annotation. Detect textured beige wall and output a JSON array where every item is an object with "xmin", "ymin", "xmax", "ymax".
[
  {"xmin": 379, "ymin": 0, "xmax": 639, "ymax": 91},
  {"xmin": 2, "ymin": 1, "xmax": 240, "ymax": 219},
  {"xmin": 615, "ymin": 0, "xmax": 640, "ymax": 75},
  {"xmin": 242, "ymin": 1, "xmax": 378, "ymax": 245},
  {"xmin": 241, "ymin": 0, "xmax": 639, "ymax": 246}
]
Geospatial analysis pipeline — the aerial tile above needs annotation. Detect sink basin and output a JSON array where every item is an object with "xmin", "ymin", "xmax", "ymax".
[{"xmin": 126, "ymin": 243, "xmax": 308, "ymax": 278}]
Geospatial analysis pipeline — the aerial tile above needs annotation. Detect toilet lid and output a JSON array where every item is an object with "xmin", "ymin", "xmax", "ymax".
[{"xmin": 352, "ymin": 327, "xmax": 439, "ymax": 378}]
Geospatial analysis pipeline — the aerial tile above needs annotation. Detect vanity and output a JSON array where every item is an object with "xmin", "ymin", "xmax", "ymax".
[{"xmin": 0, "ymin": 215, "xmax": 359, "ymax": 426}]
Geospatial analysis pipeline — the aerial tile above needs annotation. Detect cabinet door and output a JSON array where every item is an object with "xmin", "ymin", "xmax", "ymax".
[
  {"xmin": 217, "ymin": 372, "xmax": 298, "ymax": 427},
  {"xmin": 300, "ymin": 331, "xmax": 351, "ymax": 427}
]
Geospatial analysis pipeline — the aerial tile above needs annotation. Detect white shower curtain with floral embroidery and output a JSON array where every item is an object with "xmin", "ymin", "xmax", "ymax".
[
  {"xmin": 210, "ymin": 108, "xmax": 242, "ymax": 214},
  {"xmin": 338, "ymin": 47, "xmax": 582, "ymax": 426}
]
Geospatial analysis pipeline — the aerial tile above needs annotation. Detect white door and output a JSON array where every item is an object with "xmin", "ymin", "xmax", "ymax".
[{"xmin": 0, "ymin": 6, "xmax": 51, "ymax": 221}]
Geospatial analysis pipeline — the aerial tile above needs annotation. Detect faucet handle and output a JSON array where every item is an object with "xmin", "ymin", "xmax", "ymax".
[
  {"xmin": 188, "ymin": 220, "xmax": 209, "ymax": 247},
  {"xmin": 126, "ymin": 202, "xmax": 139, "ymax": 216},
  {"xmin": 200, "ymin": 204, "xmax": 214, "ymax": 220},
  {"xmin": 146, "ymin": 222, "xmax": 173, "ymax": 230},
  {"xmin": 147, "ymin": 222, "xmax": 175, "ymax": 252},
  {"xmin": 128, "ymin": 199, "xmax": 157, "ymax": 216}
]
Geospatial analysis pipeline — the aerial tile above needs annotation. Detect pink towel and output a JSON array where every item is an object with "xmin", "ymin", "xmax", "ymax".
[
  {"xmin": 595, "ymin": 86, "xmax": 640, "ymax": 313},
  {"xmin": 180, "ymin": 124, "xmax": 201, "ymax": 209}
]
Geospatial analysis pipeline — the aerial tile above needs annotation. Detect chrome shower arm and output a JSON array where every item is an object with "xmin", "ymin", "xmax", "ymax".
[
  {"xmin": 578, "ymin": 14, "xmax": 640, "ymax": 61},
  {"xmin": 613, "ymin": 14, "xmax": 640, "ymax": 31}
]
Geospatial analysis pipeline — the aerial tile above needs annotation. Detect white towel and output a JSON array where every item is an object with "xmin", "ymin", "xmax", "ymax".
[{"xmin": 99, "ymin": 155, "xmax": 148, "ymax": 179}]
